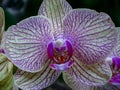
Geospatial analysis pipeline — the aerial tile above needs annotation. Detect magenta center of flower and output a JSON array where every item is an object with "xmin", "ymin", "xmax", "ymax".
[
  {"xmin": 107, "ymin": 57, "xmax": 120, "ymax": 85},
  {"xmin": 47, "ymin": 39, "xmax": 74, "ymax": 71}
]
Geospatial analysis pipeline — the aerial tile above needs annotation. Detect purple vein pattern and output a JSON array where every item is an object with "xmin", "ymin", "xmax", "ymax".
[
  {"xmin": 2, "ymin": 0, "xmax": 118, "ymax": 90},
  {"xmin": 38, "ymin": 0, "xmax": 72, "ymax": 37},
  {"xmin": 4, "ymin": 16, "xmax": 53, "ymax": 72}
]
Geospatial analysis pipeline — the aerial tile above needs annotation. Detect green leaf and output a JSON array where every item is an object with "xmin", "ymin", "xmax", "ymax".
[
  {"xmin": 0, "ymin": 7, "xmax": 5, "ymax": 44},
  {"xmin": 0, "ymin": 72, "xmax": 14, "ymax": 90},
  {"xmin": 0, "ymin": 53, "xmax": 14, "ymax": 90}
]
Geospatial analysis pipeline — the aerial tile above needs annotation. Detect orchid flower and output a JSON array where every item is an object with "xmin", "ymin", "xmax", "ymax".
[
  {"xmin": 2, "ymin": 0, "xmax": 117, "ymax": 90},
  {"xmin": 0, "ymin": 7, "xmax": 14, "ymax": 90}
]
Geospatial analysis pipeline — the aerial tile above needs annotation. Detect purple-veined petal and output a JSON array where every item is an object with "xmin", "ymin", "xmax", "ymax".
[
  {"xmin": 14, "ymin": 60, "xmax": 61, "ymax": 90},
  {"xmin": 0, "ymin": 7, "xmax": 5, "ymax": 45},
  {"xmin": 63, "ymin": 73, "xmax": 120, "ymax": 90},
  {"xmin": 64, "ymin": 68, "xmax": 120, "ymax": 90},
  {"xmin": 105, "ymin": 28, "xmax": 119, "ymax": 65},
  {"xmin": 91, "ymin": 83, "xmax": 120, "ymax": 90},
  {"xmin": 63, "ymin": 72, "xmax": 101, "ymax": 90},
  {"xmin": 63, "ymin": 56, "xmax": 112, "ymax": 86},
  {"xmin": 101, "ymin": 83, "xmax": 120, "ymax": 90},
  {"xmin": 38, "ymin": 0, "xmax": 72, "ymax": 36},
  {"xmin": 13, "ymin": 85, "xmax": 19, "ymax": 90},
  {"xmin": 4, "ymin": 16, "xmax": 53, "ymax": 72},
  {"xmin": 63, "ymin": 9, "xmax": 117, "ymax": 64},
  {"xmin": 88, "ymin": 83, "xmax": 120, "ymax": 90},
  {"xmin": 106, "ymin": 28, "xmax": 120, "ymax": 86},
  {"xmin": 0, "ymin": 53, "xmax": 14, "ymax": 90},
  {"xmin": 66, "ymin": 40, "xmax": 73, "ymax": 57},
  {"xmin": 109, "ymin": 27, "xmax": 120, "ymax": 57}
]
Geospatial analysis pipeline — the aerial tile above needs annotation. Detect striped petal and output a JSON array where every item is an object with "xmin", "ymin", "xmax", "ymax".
[
  {"xmin": 92, "ymin": 84, "xmax": 120, "ymax": 90},
  {"xmin": 63, "ymin": 56, "xmax": 112, "ymax": 86},
  {"xmin": 14, "ymin": 60, "xmax": 61, "ymax": 90},
  {"xmin": 63, "ymin": 9, "xmax": 117, "ymax": 64},
  {"xmin": 110, "ymin": 27, "xmax": 120, "ymax": 57},
  {"xmin": 63, "ymin": 75, "xmax": 120, "ymax": 90},
  {"xmin": 38, "ymin": 0, "xmax": 72, "ymax": 36},
  {"xmin": 0, "ymin": 53, "xmax": 14, "ymax": 90},
  {"xmin": 4, "ymin": 16, "xmax": 53, "ymax": 72},
  {"xmin": 106, "ymin": 28, "xmax": 120, "ymax": 85},
  {"xmin": 63, "ymin": 73, "xmax": 101, "ymax": 90},
  {"xmin": 101, "ymin": 83, "xmax": 120, "ymax": 90},
  {"xmin": 13, "ymin": 85, "xmax": 19, "ymax": 90},
  {"xmin": 80, "ymin": 84, "xmax": 120, "ymax": 90},
  {"xmin": 0, "ymin": 7, "xmax": 5, "ymax": 45}
]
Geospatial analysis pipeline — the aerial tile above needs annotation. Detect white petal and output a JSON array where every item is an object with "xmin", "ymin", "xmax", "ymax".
[
  {"xmin": 101, "ymin": 83, "xmax": 120, "ymax": 90},
  {"xmin": 4, "ymin": 16, "xmax": 53, "ymax": 72},
  {"xmin": 63, "ymin": 9, "xmax": 117, "ymax": 64},
  {"xmin": 110, "ymin": 27, "xmax": 120, "ymax": 57},
  {"xmin": 14, "ymin": 60, "xmax": 61, "ymax": 90},
  {"xmin": 63, "ymin": 56, "xmax": 112, "ymax": 86},
  {"xmin": 38, "ymin": 0, "xmax": 72, "ymax": 36},
  {"xmin": 63, "ymin": 72, "xmax": 102, "ymax": 90}
]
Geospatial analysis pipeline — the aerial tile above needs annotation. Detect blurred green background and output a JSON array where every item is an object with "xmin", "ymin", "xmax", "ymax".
[{"xmin": 0, "ymin": 0, "xmax": 120, "ymax": 90}]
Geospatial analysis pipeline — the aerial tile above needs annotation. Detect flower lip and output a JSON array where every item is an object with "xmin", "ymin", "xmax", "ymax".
[
  {"xmin": 109, "ymin": 74, "xmax": 120, "ymax": 85},
  {"xmin": 112, "ymin": 57, "xmax": 120, "ymax": 69},
  {"xmin": 108, "ymin": 57, "xmax": 120, "ymax": 85},
  {"xmin": 47, "ymin": 39, "xmax": 74, "ymax": 70},
  {"xmin": 50, "ymin": 60, "xmax": 74, "ymax": 71}
]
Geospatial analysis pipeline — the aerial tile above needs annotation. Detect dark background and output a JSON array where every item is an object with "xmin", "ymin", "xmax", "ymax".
[{"xmin": 0, "ymin": 0, "xmax": 120, "ymax": 90}]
